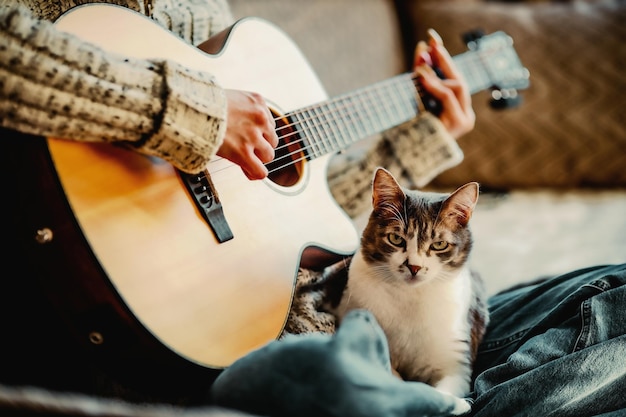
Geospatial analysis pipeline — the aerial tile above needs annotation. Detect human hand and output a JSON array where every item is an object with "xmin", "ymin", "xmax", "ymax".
[
  {"xmin": 217, "ymin": 90, "xmax": 279, "ymax": 180},
  {"xmin": 414, "ymin": 29, "xmax": 475, "ymax": 139}
]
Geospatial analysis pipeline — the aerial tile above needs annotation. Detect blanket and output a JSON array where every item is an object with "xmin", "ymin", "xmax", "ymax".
[{"xmin": 211, "ymin": 310, "xmax": 470, "ymax": 417}]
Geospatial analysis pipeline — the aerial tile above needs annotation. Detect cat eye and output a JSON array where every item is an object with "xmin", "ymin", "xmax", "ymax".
[
  {"xmin": 430, "ymin": 241, "xmax": 449, "ymax": 251},
  {"xmin": 388, "ymin": 233, "xmax": 405, "ymax": 247}
]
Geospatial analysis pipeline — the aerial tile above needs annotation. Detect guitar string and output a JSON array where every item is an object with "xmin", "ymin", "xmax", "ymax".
[
  {"xmin": 203, "ymin": 49, "xmax": 507, "ymax": 177},
  {"xmin": 211, "ymin": 103, "xmax": 407, "ymax": 175},
  {"xmin": 222, "ymin": 74, "xmax": 414, "ymax": 160},
  {"xmin": 205, "ymin": 73, "xmax": 419, "ymax": 176}
]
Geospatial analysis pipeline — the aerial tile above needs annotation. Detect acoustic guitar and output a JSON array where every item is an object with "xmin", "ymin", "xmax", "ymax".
[{"xmin": 17, "ymin": 4, "xmax": 529, "ymax": 373}]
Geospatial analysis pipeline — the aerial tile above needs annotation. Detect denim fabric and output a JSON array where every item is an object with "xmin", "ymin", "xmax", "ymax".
[
  {"xmin": 212, "ymin": 309, "xmax": 471, "ymax": 417},
  {"xmin": 470, "ymin": 264, "xmax": 626, "ymax": 417}
]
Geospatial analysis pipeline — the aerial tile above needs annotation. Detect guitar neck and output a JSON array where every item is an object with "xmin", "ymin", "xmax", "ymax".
[
  {"xmin": 289, "ymin": 73, "xmax": 417, "ymax": 159},
  {"xmin": 287, "ymin": 51, "xmax": 491, "ymax": 159},
  {"xmin": 456, "ymin": 50, "xmax": 502, "ymax": 95}
]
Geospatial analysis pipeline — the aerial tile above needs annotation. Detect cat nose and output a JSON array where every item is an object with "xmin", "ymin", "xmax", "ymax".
[{"xmin": 406, "ymin": 263, "xmax": 421, "ymax": 276}]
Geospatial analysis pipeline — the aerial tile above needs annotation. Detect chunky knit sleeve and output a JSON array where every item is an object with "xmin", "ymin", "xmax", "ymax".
[
  {"xmin": 0, "ymin": 5, "xmax": 226, "ymax": 174},
  {"xmin": 328, "ymin": 112, "xmax": 464, "ymax": 219},
  {"xmin": 150, "ymin": 0, "xmax": 235, "ymax": 45}
]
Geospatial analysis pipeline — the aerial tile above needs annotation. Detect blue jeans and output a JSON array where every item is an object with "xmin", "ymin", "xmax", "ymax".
[{"xmin": 471, "ymin": 264, "xmax": 626, "ymax": 417}]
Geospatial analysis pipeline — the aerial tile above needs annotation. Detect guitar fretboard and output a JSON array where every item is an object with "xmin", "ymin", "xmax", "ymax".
[
  {"xmin": 290, "ymin": 73, "xmax": 417, "ymax": 159},
  {"xmin": 286, "ymin": 32, "xmax": 526, "ymax": 161}
]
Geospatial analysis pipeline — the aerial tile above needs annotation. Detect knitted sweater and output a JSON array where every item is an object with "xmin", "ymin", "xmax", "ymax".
[
  {"xmin": 0, "ymin": 1, "xmax": 232, "ymax": 174},
  {"xmin": 0, "ymin": 0, "xmax": 463, "ymax": 218}
]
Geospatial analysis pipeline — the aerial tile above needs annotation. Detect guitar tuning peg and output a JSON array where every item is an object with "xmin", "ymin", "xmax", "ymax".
[
  {"xmin": 489, "ymin": 88, "xmax": 523, "ymax": 109},
  {"xmin": 462, "ymin": 29, "xmax": 486, "ymax": 50},
  {"xmin": 417, "ymin": 86, "xmax": 443, "ymax": 116}
]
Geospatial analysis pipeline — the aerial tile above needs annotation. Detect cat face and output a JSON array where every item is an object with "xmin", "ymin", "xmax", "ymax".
[{"xmin": 360, "ymin": 168, "xmax": 479, "ymax": 286}]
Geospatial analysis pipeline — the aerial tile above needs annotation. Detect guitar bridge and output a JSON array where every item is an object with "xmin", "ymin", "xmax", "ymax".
[{"xmin": 180, "ymin": 170, "xmax": 233, "ymax": 243}]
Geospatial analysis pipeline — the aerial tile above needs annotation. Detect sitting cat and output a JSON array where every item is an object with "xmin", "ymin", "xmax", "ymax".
[{"xmin": 333, "ymin": 167, "xmax": 489, "ymax": 398}]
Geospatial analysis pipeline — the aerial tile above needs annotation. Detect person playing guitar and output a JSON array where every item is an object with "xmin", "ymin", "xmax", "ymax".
[{"xmin": 1, "ymin": 0, "xmax": 474, "ymax": 375}]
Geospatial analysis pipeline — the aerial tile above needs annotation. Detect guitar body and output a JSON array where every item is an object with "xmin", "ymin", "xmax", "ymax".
[{"xmin": 49, "ymin": 5, "xmax": 358, "ymax": 369}]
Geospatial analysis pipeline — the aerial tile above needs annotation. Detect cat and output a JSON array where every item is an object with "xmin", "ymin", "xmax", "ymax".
[{"xmin": 332, "ymin": 167, "xmax": 489, "ymax": 398}]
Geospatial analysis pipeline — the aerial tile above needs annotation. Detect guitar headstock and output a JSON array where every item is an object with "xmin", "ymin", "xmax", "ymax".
[
  {"xmin": 457, "ymin": 30, "xmax": 529, "ymax": 109},
  {"xmin": 421, "ymin": 29, "xmax": 530, "ymax": 113},
  {"xmin": 467, "ymin": 30, "xmax": 530, "ymax": 91}
]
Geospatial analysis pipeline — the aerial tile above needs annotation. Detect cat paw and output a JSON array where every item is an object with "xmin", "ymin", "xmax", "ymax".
[{"xmin": 450, "ymin": 398, "xmax": 471, "ymax": 416}]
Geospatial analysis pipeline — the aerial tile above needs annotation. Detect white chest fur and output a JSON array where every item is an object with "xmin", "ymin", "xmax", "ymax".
[{"xmin": 336, "ymin": 251, "xmax": 474, "ymax": 394}]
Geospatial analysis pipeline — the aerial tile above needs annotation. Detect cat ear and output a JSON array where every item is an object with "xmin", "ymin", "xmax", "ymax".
[
  {"xmin": 439, "ymin": 182, "xmax": 479, "ymax": 227},
  {"xmin": 371, "ymin": 168, "xmax": 405, "ymax": 210}
]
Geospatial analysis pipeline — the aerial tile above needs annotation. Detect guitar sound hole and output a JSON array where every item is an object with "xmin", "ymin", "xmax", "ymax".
[{"xmin": 266, "ymin": 111, "xmax": 305, "ymax": 187}]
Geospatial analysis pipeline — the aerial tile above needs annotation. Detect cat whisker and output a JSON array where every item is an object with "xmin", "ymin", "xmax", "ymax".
[{"xmin": 433, "ymin": 270, "xmax": 457, "ymax": 283}]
